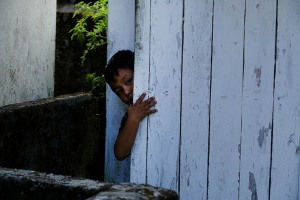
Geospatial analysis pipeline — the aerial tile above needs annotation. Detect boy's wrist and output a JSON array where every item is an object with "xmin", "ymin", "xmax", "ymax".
[{"xmin": 127, "ymin": 114, "xmax": 141, "ymax": 125}]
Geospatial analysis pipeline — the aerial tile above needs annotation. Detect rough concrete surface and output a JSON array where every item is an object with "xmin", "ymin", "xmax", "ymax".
[
  {"xmin": 0, "ymin": 0, "xmax": 56, "ymax": 106},
  {"xmin": 0, "ymin": 167, "xmax": 178, "ymax": 200},
  {"xmin": 0, "ymin": 93, "xmax": 105, "ymax": 180}
]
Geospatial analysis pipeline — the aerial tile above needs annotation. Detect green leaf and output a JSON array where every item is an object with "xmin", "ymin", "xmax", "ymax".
[{"xmin": 70, "ymin": 0, "xmax": 108, "ymax": 65}]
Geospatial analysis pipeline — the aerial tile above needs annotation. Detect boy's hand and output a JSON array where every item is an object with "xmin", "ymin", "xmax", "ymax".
[
  {"xmin": 114, "ymin": 93, "xmax": 157, "ymax": 160},
  {"xmin": 127, "ymin": 92, "xmax": 157, "ymax": 123}
]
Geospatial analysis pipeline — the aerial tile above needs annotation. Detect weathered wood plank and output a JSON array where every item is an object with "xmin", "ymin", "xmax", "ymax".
[
  {"xmin": 208, "ymin": 1, "xmax": 245, "ymax": 199},
  {"xmin": 105, "ymin": 0, "xmax": 135, "ymax": 183},
  {"xmin": 270, "ymin": 0, "xmax": 300, "ymax": 199},
  {"xmin": 129, "ymin": 1, "xmax": 300, "ymax": 199},
  {"xmin": 130, "ymin": 0, "xmax": 151, "ymax": 184},
  {"xmin": 146, "ymin": 0, "xmax": 183, "ymax": 192},
  {"xmin": 239, "ymin": 1, "xmax": 277, "ymax": 199},
  {"xmin": 180, "ymin": 0, "xmax": 213, "ymax": 199}
]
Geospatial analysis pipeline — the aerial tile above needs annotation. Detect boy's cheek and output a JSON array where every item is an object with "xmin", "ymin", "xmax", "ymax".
[{"xmin": 120, "ymin": 96, "xmax": 130, "ymax": 105}]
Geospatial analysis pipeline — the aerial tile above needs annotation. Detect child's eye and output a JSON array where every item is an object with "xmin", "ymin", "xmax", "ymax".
[{"xmin": 126, "ymin": 78, "xmax": 133, "ymax": 85}]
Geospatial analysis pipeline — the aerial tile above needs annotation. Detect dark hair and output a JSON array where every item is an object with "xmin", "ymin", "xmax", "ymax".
[{"xmin": 104, "ymin": 50, "xmax": 134, "ymax": 83}]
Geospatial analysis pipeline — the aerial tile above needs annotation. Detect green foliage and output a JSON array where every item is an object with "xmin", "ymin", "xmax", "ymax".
[
  {"xmin": 70, "ymin": 0, "xmax": 108, "ymax": 99},
  {"xmin": 70, "ymin": 0, "xmax": 108, "ymax": 64},
  {"xmin": 85, "ymin": 73, "xmax": 106, "ymax": 99}
]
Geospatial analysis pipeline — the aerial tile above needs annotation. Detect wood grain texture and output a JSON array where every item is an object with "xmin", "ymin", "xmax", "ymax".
[
  {"xmin": 130, "ymin": 0, "xmax": 151, "ymax": 184},
  {"xmin": 208, "ymin": 1, "xmax": 245, "ymax": 199},
  {"xmin": 239, "ymin": 1, "xmax": 277, "ymax": 199},
  {"xmin": 128, "ymin": 1, "xmax": 300, "ymax": 199},
  {"xmin": 180, "ymin": 0, "xmax": 212, "ymax": 199},
  {"xmin": 270, "ymin": 0, "xmax": 300, "ymax": 199},
  {"xmin": 146, "ymin": 0, "xmax": 183, "ymax": 192}
]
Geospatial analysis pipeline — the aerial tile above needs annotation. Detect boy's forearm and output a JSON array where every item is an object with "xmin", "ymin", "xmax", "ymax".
[{"xmin": 114, "ymin": 117, "xmax": 140, "ymax": 161}]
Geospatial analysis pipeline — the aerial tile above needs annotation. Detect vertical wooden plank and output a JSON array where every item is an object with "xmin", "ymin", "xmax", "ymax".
[
  {"xmin": 239, "ymin": 1, "xmax": 277, "ymax": 200},
  {"xmin": 271, "ymin": 0, "xmax": 300, "ymax": 199},
  {"xmin": 208, "ymin": 1, "xmax": 245, "ymax": 199},
  {"xmin": 130, "ymin": 0, "xmax": 151, "ymax": 184},
  {"xmin": 146, "ymin": 0, "xmax": 183, "ymax": 192},
  {"xmin": 180, "ymin": 0, "xmax": 212, "ymax": 199},
  {"xmin": 105, "ymin": 0, "xmax": 135, "ymax": 183}
]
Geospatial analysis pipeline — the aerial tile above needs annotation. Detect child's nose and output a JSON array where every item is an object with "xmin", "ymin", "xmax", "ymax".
[
  {"xmin": 124, "ymin": 89, "xmax": 130, "ymax": 96},
  {"xmin": 123, "ymin": 87, "xmax": 131, "ymax": 96}
]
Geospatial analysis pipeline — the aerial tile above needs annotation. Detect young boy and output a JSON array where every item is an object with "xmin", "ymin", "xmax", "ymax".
[{"xmin": 104, "ymin": 50, "xmax": 158, "ymax": 161}]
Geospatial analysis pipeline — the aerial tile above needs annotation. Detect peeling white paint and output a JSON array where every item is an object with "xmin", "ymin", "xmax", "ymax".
[{"xmin": 109, "ymin": 1, "xmax": 300, "ymax": 199}]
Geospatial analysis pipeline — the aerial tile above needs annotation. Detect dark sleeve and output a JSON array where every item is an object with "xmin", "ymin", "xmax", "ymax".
[{"xmin": 119, "ymin": 112, "xmax": 128, "ymax": 132}]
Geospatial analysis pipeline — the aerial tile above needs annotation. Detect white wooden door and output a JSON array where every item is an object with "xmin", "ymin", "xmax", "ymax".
[
  {"xmin": 132, "ymin": 0, "xmax": 184, "ymax": 192},
  {"xmin": 120, "ymin": 0, "xmax": 300, "ymax": 199}
]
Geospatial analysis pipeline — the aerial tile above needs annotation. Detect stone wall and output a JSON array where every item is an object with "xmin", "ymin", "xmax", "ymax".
[
  {"xmin": 0, "ymin": 167, "xmax": 178, "ymax": 200},
  {"xmin": 0, "ymin": 93, "xmax": 105, "ymax": 181}
]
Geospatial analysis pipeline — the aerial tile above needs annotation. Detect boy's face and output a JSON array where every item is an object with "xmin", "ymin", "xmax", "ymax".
[{"xmin": 109, "ymin": 68, "xmax": 134, "ymax": 105}]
